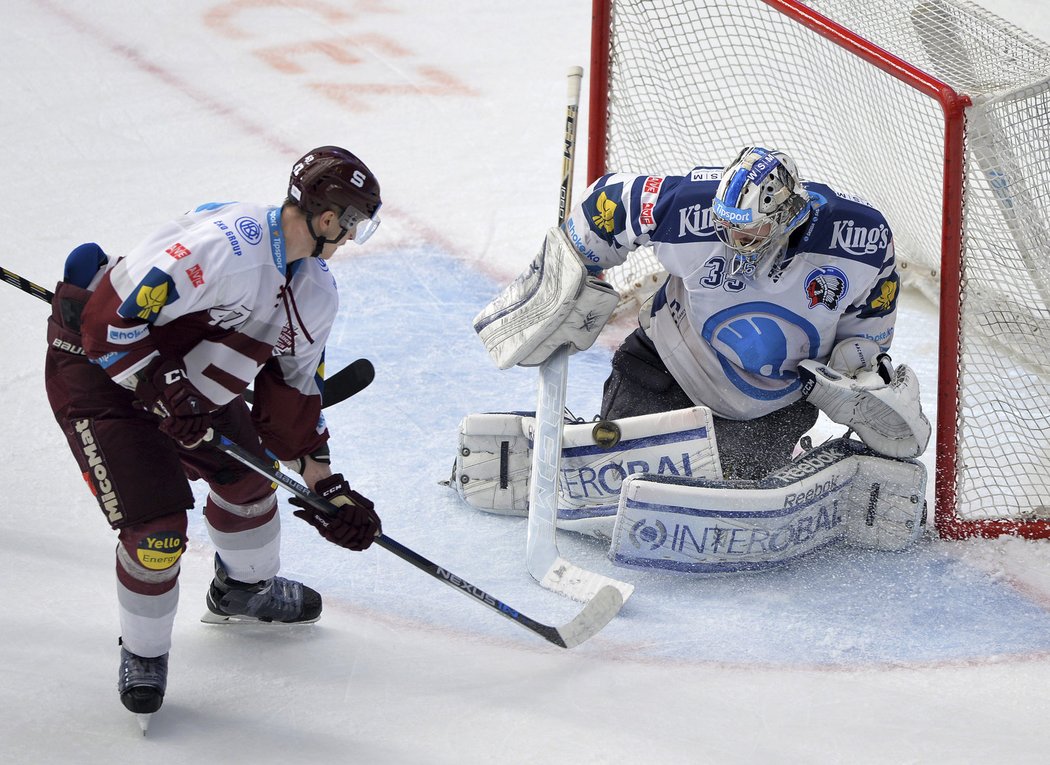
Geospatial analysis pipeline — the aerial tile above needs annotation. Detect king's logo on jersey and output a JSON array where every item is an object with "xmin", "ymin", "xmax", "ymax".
[
  {"xmin": 118, "ymin": 267, "xmax": 179, "ymax": 322},
  {"xmin": 804, "ymin": 266, "xmax": 849, "ymax": 310}
]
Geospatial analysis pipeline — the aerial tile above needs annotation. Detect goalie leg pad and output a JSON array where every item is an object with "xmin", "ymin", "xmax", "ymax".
[
  {"xmin": 608, "ymin": 438, "xmax": 926, "ymax": 574},
  {"xmin": 472, "ymin": 227, "xmax": 620, "ymax": 369},
  {"xmin": 452, "ymin": 407, "xmax": 723, "ymax": 538}
]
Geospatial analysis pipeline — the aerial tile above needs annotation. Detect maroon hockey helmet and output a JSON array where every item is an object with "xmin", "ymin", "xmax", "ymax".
[{"xmin": 288, "ymin": 146, "xmax": 382, "ymax": 245}]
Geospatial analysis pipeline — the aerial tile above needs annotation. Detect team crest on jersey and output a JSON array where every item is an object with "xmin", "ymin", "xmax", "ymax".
[
  {"xmin": 584, "ymin": 183, "xmax": 624, "ymax": 243},
  {"xmin": 236, "ymin": 216, "xmax": 263, "ymax": 245},
  {"xmin": 118, "ymin": 267, "xmax": 179, "ymax": 322},
  {"xmin": 857, "ymin": 273, "xmax": 899, "ymax": 318},
  {"xmin": 804, "ymin": 267, "xmax": 849, "ymax": 310}
]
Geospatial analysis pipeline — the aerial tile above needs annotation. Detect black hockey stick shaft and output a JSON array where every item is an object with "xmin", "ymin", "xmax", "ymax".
[
  {"xmin": 207, "ymin": 431, "xmax": 583, "ymax": 648},
  {"xmin": 1, "ymin": 266, "xmax": 53, "ymax": 303}
]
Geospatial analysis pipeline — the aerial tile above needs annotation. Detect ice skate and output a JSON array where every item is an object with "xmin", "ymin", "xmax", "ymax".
[
  {"xmin": 201, "ymin": 554, "xmax": 322, "ymax": 625},
  {"xmin": 118, "ymin": 641, "xmax": 167, "ymax": 732}
]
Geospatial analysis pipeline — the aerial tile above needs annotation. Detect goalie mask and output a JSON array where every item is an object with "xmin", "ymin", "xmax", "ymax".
[
  {"xmin": 712, "ymin": 146, "xmax": 811, "ymax": 278},
  {"xmin": 288, "ymin": 146, "xmax": 383, "ymax": 254}
]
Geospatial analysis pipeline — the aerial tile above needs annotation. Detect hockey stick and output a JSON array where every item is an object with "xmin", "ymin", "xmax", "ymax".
[
  {"xmin": 525, "ymin": 68, "xmax": 635, "ymax": 605},
  {"xmin": 1, "ymin": 266, "xmax": 54, "ymax": 303},
  {"xmin": 243, "ymin": 358, "xmax": 375, "ymax": 410},
  {"xmin": 205, "ymin": 431, "xmax": 622, "ymax": 648},
  {"xmin": 1, "ymin": 265, "xmax": 373, "ymax": 410}
]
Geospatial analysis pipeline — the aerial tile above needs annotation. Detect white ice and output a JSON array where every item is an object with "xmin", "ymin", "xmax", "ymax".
[{"xmin": 3, "ymin": 1, "xmax": 1050, "ymax": 762}]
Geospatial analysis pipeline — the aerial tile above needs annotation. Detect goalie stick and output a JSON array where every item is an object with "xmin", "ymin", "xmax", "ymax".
[
  {"xmin": 1, "ymin": 264, "xmax": 373, "ymax": 409},
  {"xmin": 205, "ymin": 431, "xmax": 624, "ymax": 648},
  {"xmin": 524, "ymin": 68, "xmax": 635, "ymax": 605}
]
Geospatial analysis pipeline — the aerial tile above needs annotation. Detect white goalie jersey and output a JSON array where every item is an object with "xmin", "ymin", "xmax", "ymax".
[{"xmin": 563, "ymin": 168, "xmax": 901, "ymax": 420}]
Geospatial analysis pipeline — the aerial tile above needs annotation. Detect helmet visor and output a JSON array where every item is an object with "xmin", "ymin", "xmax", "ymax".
[
  {"xmin": 338, "ymin": 202, "xmax": 382, "ymax": 245},
  {"xmin": 712, "ymin": 214, "xmax": 776, "ymax": 255}
]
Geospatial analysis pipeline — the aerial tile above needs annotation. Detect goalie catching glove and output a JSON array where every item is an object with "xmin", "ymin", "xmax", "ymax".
[
  {"xmin": 798, "ymin": 338, "xmax": 931, "ymax": 459},
  {"xmin": 473, "ymin": 226, "xmax": 620, "ymax": 369},
  {"xmin": 290, "ymin": 474, "xmax": 382, "ymax": 551}
]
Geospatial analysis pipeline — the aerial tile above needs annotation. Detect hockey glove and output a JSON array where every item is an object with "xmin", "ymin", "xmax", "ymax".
[
  {"xmin": 135, "ymin": 357, "xmax": 214, "ymax": 448},
  {"xmin": 291, "ymin": 473, "xmax": 382, "ymax": 551}
]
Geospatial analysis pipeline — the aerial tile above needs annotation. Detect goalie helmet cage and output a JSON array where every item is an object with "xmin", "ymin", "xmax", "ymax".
[{"xmin": 586, "ymin": 0, "xmax": 1050, "ymax": 540}]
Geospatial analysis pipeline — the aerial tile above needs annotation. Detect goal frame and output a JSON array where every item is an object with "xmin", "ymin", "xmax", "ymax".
[{"xmin": 586, "ymin": 0, "xmax": 1037, "ymax": 540}]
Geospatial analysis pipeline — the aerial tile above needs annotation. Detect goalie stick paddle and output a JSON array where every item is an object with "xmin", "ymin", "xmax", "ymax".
[
  {"xmin": 205, "ymin": 431, "xmax": 624, "ymax": 649},
  {"xmin": 1, "ymin": 264, "xmax": 373, "ymax": 410},
  {"xmin": 524, "ymin": 67, "xmax": 635, "ymax": 606}
]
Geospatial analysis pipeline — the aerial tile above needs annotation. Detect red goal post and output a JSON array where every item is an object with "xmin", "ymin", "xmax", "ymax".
[{"xmin": 587, "ymin": 0, "xmax": 1050, "ymax": 539}]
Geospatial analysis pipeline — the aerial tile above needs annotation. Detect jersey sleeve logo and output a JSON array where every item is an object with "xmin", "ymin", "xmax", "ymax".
[
  {"xmin": 583, "ymin": 182, "xmax": 625, "ymax": 244},
  {"xmin": 118, "ymin": 267, "xmax": 180, "ymax": 322},
  {"xmin": 857, "ymin": 273, "xmax": 899, "ymax": 318},
  {"xmin": 804, "ymin": 266, "xmax": 849, "ymax": 311}
]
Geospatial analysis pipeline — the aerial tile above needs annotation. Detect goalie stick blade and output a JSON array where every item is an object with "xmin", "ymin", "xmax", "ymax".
[{"xmin": 550, "ymin": 584, "xmax": 625, "ymax": 649}]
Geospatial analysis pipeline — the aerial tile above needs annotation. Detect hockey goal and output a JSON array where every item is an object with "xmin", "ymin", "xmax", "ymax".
[{"xmin": 588, "ymin": 0, "xmax": 1050, "ymax": 540}]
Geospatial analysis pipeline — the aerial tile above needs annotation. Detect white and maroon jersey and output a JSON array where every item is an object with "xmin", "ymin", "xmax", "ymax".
[
  {"xmin": 563, "ymin": 168, "xmax": 900, "ymax": 420},
  {"xmin": 80, "ymin": 201, "xmax": 337, "ymax": 458}
]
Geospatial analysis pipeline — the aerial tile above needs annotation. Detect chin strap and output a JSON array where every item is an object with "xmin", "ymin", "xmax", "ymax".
[{"xmin": 305, "ymin": 212, "xmax": 348, "ymax": 258}]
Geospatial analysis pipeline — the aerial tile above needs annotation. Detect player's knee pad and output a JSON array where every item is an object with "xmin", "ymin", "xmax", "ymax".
[
  {"xmin": 116, "ymin": 513, "xmax": 188, "ymax": 588},
  {"xmin": 204, "ymin": 490, "xmax": 278, "ymax": 534},
  {"xmin": 451, "ymin": 406, "xmax": 722, "ymax": 539}
]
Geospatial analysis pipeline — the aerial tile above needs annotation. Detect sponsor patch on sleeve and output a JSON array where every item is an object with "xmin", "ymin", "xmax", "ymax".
[
  {"xmin": 583, "ymin": 182, "xmax": 625, "ymax": 244},
  {"xmin": 857, "ymin": 273, "xmax": 899, "ymax": 318},
  {"xmin": 117, "ymin": 267, "xmax": 180, "ymax": 322}
]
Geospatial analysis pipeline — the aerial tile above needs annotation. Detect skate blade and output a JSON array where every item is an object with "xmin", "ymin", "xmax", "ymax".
[
  {"xmin": 136, "ymin": 714, "xmax": 152, "ymax": 735},
  {"xmin": 200, "ymin": 610, "xmax": 320, "ymax": 625}
]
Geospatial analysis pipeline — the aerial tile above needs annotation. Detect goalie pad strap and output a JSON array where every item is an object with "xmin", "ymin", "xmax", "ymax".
[
  {"xmin": 473, "ymin": 227, "xmax": 620, "ymax": 369},
  {"xmin": 608, "ymin": 438, "xmax": 926, "ymax": 574}
]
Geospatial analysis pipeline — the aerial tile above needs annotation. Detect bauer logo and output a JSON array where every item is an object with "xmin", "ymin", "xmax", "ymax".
[
  {"xmin": 106, "ymin": 323, "xmax": 150, "ymax": 345},
  {"xmin": 137, "ymin": 532, "xmax": 184, "ymax": 571}
]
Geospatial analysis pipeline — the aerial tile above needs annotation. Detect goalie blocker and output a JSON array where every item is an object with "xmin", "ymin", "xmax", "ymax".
[{"xmin": 609, "ymin": 438, "xmax": 927, "ymax": 574}]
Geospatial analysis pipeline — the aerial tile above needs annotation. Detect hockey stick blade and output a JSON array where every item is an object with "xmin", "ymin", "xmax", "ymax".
[
  {"xmin": 244, "ymin": 358, "xmax": 375, "ymax": 409},
  {"xmin": 205, "ymin": 432, "xmax": 619, "ymax": 648},
  {"xmin": 320, "ymin": 357, "xmax": 375, "ymax": 407}
]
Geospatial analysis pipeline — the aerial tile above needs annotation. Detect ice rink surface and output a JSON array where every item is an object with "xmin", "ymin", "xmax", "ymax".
[{"xmin": 3, "ymin": 1, "xmax": 1050, "ymax": 762}]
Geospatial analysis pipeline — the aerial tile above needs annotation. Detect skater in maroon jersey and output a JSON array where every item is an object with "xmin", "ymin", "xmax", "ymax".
[{"xmin": 43, "ymin": 146, "xmax": 383, "ymax": 726}]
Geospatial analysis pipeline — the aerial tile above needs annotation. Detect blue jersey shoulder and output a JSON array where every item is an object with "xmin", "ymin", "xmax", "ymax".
[
  {"xmin": 796, "ymin": 182, "xmax": 892, "ymax": 268},
  {"xmin": 648, "ymin": 166, "xmax": 721, "ymax": 244}
]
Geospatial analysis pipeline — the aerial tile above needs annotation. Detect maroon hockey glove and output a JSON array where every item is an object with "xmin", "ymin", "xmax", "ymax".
[
  {"xmin": 291, "ymin": 473, "xmax": 382, "ymax": 551},
  {"xmin": 135, "ymin": 358, "xmax": 214, "ymax": 448}
]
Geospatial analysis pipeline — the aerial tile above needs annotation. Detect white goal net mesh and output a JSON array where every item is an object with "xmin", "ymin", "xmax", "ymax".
[{"xmin": 595, "ymin": 0, "xmax": 1050, "ymax": 531}]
